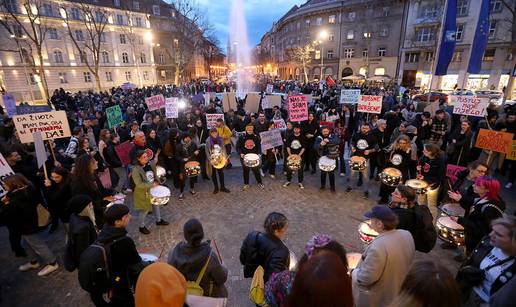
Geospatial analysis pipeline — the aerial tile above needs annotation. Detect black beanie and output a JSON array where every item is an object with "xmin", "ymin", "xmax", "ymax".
[
  {"xmin": 105, "ymin": 204, "xmax": 130, "ymax": 225},
  {"xmin": 68, "ymin": 195, "xmax": 93, "ymax": 214},
  {"xmin": 183, "ymin": 218, "xmax": 204, "ymax": 246}
]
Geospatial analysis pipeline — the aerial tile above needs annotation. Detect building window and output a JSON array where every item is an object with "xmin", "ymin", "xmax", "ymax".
[
  {"xmin": 53, "ymin": 50, "xmax": 64, "ymax": 63},
  {"xmin": 143, "ymin": 71, "xmax": 149, "ymax": 80},
  {"xmin": 135, "ymin": 17, "xmax": 142, "ymax": 27},
  {"xmin": 159, "ymin": 53, "xmax": 164, "ymax": 64},
  {"xmin": 140, "ymin": 52, "xmax": 146, "ymax": 63},
  {"xmin": 95, "ymin": 11, "xmax": 105, "ymax": 23},
  {"xmin": 328, "ymin": 32, "xmax": 334, "ymax": 42},
  {"xmin": 133, "ymin": 1, "xmax": 140, "ymax": 9},
  {"xmin": 42, "ymin": 4, "xmax": 53, "ymax": 16},
  {"xmin": 58, "ymin": 72, "xmax": 68, "ymax": 83},
  {"xmin": 489, "ymin": 21, "xmax": 497, "ymax": 39},
  {"xmin": 417, "ymin": 27, "xmax": 435, "ymax": 42},
  {"xmin": 346, "ymin": 30, "xmax": 354, "ymax": 40},
  {"xmin": 113, "ymin": 0, "xmax": 120, "ymax": 7},
  {"xmin": 75, "ymin": 30, "xmax": 84, "ymax": 41},
  {"xmin": 483, "ymin": 48, "xmax": 495, "ymax": 61},
  {"xmin": 173, "ymin": 39, "xmax": 179, "ymax": 47},
  {"xmin": 125, "ymin": 71, "xmax": 132, "ymax": 81},
  {"xmin": 120, "ymin": 34, "xmax": 127, "ymax": 44},
  {"xmin": 116, "ymin": 14, "xmax": 123, "ymax": 25},
  {"xmin": 101, "ymin": 51, "xmax": 109, "ymax": 63},
  {"xmin": 379, "ymin": 26, "xmax": 389, "ymax": 37},
  {"xmin": 316, "ymin": 17, "xmax": 322, "ymax": 25},
  {"xmin": 328, "ymin": 15, "xmax": 336, "ymax": 24},
  {"xmin": 152, "ymin": 5, "xmax": 160, "ymax": 15},
  {"xmin": 363, "ymin": 30, "xmax": 372, "ymax": 38},
  {"xmin": 452, "ymin": 51, "xmax": 463, "ymax": 62},
  {"xmin": 344, "ymin": 48, "xmax": 354, "ymax": 58},
  {"xmin": 105, "ymin": 71, "xmax": 113, "ymax": 81},
  {"xmin": 378, "ymin": 47, "xmax": 386, "ymax": 57},
  {"xmin": 79, "ymin": 51, "xmax": 87, "ymax": 63},
  {"xmin": 48, "ymin": 28, "xmax": 59, "ymax": 39},
  {"xmin": 122, "ymin": 52, "xmax": 129, "ymax": 63},
  {"xmin": 382, "ymin": 7, "xmax": 389, "ymax": 17},
  {"xmin": 424, "ymin": 7, "xmax": 438, "ymax": 18},
  {"xmin": 455, "ymin": 25, "xmax": 464, "ymax": 41},
  {"xmin": 348, "ymin": 12, "xmax": 356, "ymax": 21},
  {"xmin": 83, "ymin": 72, "xmax": 92, "ymax": 82},
  {"xmin": 3, "ymin": 0, "xmax": 17, "ymax": 13},
  {"xmin": 425, "ymin": 52, "xmax": 434, "ymax": 62},
  {"xmin": 362, "ymin": 49, "xmax": 368, "ymax": 58},
  {"xmin": 490, "ymin": 0, "xmax": 502, "ymax": 12},
  {"xmin": 457, "ymin": 0, "xmax": 469, "ymax": 16},
  {"xmin": 100, "ymin": 33, "xmax": 107, "ymax": 43},
  {"xmin": 405, "ymin": 52, "xmax": 419, "ymax": 63},
  {"xmin": 71, "ymin": 7, "xmax": 80, "ymax": 20},
  {"xmin": 305, "ymin": 19, "xmax": 310, "ymax": 28},
  {"xmin": 315, "ymin": 50, "xmax": 321, "ymax": 60},
  {"xmin": 374, "ymin": 67, "xmax": 385, "ymax": 76},
  {"xmin": 327, "ymin": 50, "xmax": 334, "ymax": 59}
]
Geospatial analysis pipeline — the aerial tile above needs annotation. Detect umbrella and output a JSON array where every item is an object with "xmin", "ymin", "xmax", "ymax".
[{"xmin": 342, "ymin": 74, "xmax": 366, "ymax": 81}]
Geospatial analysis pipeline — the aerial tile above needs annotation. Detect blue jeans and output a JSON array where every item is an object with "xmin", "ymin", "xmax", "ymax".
[{"xmin": 22, "ymin": 231, "xmax": 57, "ymax": 264}]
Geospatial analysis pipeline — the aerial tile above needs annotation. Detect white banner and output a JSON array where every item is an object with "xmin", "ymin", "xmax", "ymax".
[
  {"xmin": 451, "ymin": 96, "xmax": 489, "ymax": 117},
  {"xmin": 206, "ymin": 113, "xmax": 225, "ymax": 129},
  {"xmin": 340, "ymin": 89, "xmax": 361, "ymax": 104},
  {"xmin": 13, "ymin": 110, "xmax": 71, "ymax": 143},
  {"xmin": 357, "ymin": 95, "xmax": 382, "ymax": 114},
  {"xmin": 165, "ymin": 97, "xmax": 179, "ymax": 119},
  {"xmin": 0, "ymin": 153, "xmax": 15, "ymax": 196},
  {"xmin": 260, "ymin": 129, "xmax": 283, "ymax": 152}
]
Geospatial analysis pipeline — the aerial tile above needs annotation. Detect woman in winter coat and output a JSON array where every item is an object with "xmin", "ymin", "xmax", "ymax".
[
  {"xmin": 65, "ymin": 194, "xmax": 97, "ymax": 270},
  {"xmin": 168, "ymin": 218, "xmax": 228, "ymax": 298},
  {"xmin": 447, "ymin": 120, "xmax": 472, "ymax": 167},
  {"xmin": 43, "ymin": 166, "xmax": 72, "ymax": 233},
  {"xmin": 104, "ymin": 134, "xmax": 126, "ymax": 193}
]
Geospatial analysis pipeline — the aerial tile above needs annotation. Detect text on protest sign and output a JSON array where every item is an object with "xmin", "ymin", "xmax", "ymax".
[
  {"xmin": 446, "ymin": 164, "xmax": 467, "ymax": 185},
  {"xmin": 260, "ymin": 129, "xmax": 283, "ymax": 152},
  {"xmin": 145, "ymin": 94, "xmax": 165, "ymax": 111},
  {"xmin": 266, "ymin": 84, "xmax": 274, "ymax": 93},
  {"xmin": 115, "ymin": 141, "xmax": 133, "ymax": 167},
  {"xmin": 106, "ymin": 105, "xmax": 124, "ymax": 128},
  {"xmin": 261, "ymin": 96, "xmax": 270, "ymax": 109},
  {"xmin": 340, "ymin": 89, "xmax": 361, "ymax": 104},
  {"xmin": 507, "ymin": 141, "xmax": 516, "ymax": 161},
  {"xmin": 0, "ymin": 153, "xmax": 15, "ymax": 196},
  {"xmin": 273, "ymin": 119, "xmax": 287, "ymax": 130},
  {"xmin": 2, "ymin": 93, "xmax": 17, "ymax": 117},
  {"xmin": 452, "ymin": 96, "xmax": 489, "ymax": 117},
  {"xmin": 288, "ymin": 95, "xmax": 308, "ymax": 122},
  {"xmin": 165, "ymin": 97, "xmax": 179, "ymax": 119},
  {"xmin": 357, "ymin": 95, "xmax": 382, "ymax": 114},
  {"xmin": 13, "ymin": 110, "xmax": 71, "ymax": 143},
  {"xmin": 206, "ymin": 114, "xmax": 225, "ymax": 129},
  {"xmin": 475, "ymin": 129, "xmax": 514, "ymax": 154}
]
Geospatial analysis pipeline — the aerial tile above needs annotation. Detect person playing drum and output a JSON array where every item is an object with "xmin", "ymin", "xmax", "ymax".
[
  {"xmin": 417, "ymin": 143, "xmax": 443, "ymax": 210},
  {"xmin": 205, "ymin": 128, "xmax": 230, "ymax": 194},
  {"xmin": 236, "ymin": 124, "xmax": 264, "ymax": 190},
  {"xmin": 176, "ymin": 133, "xmax": 200, "ymax": 200},
  {"xmin": 347, "ymin": 123, "xmax": 379, "ymax": 199},
  {"xmin": 283, "ymin": 123, "xmax": 306, "ymax": 189},
  {"xmin": 132, "ymin": 150, "xmax": 169, "ymax": 235},
  {"xmin": 314, "ymin": 126, "xmax": 339, "ymax": 192}
]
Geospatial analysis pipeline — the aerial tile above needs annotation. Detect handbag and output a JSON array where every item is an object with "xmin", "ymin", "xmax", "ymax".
[
  {"xmin": 36, "ymin": 204, "xmax": 51, "ymax": 227},
  {"xmin": 187, "ymin": 253, "xmax": 212, "ymax": 296},
  {"xmin": 249, "ymin": 265, "xmax": 267, "ymax": 306}
]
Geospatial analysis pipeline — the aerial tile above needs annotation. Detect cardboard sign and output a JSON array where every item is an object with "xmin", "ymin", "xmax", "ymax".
[
  {"xmin": 340, "ymin": 89, "xmax": 361, "ymax": 104},
  {"xmin": 145, "ymin": 94, "xmax": 165, "ymax": 111},
  {"xmin": 245, "ymin": 92, "xmax": 262, "ymax": 113},
  {"xmin": 507, "ymin": 140, "xmax": 516, "ymax": 161},
  {"xmin": 115, "ymin": 141, "xmax": 133, "ymax": 167},
  {"xmin": 475, "ymin": 129, "xmax": 514, "ymax": 154},
  {"xmin": 0, "ymin": 152, "xmax": 15, "ymax": 197},
  {"xmin": 13, "ymin": 110, "xmax": 71, "ymax": 143},
  {"xmin": 2, "ymin": 93, "xmax": 17, "ymax": 117},
  {"xmin": 204, "ymin": 93, "xmax": 210, "ymax": 106},
  {"xmin": 357, "ymin": 95, "xmax": 382, "ymax": 114},
  {"xmin": 273, "ymin": 119, "xmax": 287, "ymax": 130},
  {"xmin": 267, "ymin": 95, "xmax": 282, "ymax": 108},
  {"xmin": 288, "ymin": 95, "xmax": 308, "ymax": 122},
  {"xmin": 33, "ymin": 131, "xmax": 47, "ymax": 169},
  {"xmin": 222, "ymin": 92, "xmax": 236, "ymax": 111},
  {"xmin": 452, "ymin": 96, "xmax": 489, "ymax": 117},
  {"xmin": 16, "ymin": 104, "xmax": 52, "ymax": 115},
  {"xmin": 206, "ymin": 113, "xmax": 225, "ymax": 129},
  {"xmin": 446, "ymin": 164, "xmax": 467, "ymax": 184},
  {"xmin": 260, "ymin": 129, "xmax": 283, "ymax": 151},
  {"xmin": 266, "ymin": 84, "xmax": 274, "ymax": 93},
  {"xmin": 165, "ymin": 97, "xmax": 179, "ymax": 119},
  {"xmin": 106, "ymin": 105, "xmax": 123, "ymax": 128}
]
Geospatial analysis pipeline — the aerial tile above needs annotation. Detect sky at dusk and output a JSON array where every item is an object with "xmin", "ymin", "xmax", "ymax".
[{"xmin": 197, "ymin": 0, "xmax": 304, "ymax": 52}]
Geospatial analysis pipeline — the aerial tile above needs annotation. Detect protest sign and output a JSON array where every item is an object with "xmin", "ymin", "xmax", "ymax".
[
  {"xmin": 273, "ymin": 119, "xmax": 287, "ymax": 130},
  {"xmin": 165, "ymin": 97, "xmax": 179, "ymax": 119},
  {"xmin": 0, "ymin": 153, "xmax": 15, "ymax": 197},
  {"xmin": 452, "ymin": 96, "xmax": 489, "ymax": 117},
  {"xmin": 267, "ymin": 95, "xmax": 282, "ymax": 108},
  {"xmin": 261, "ymin": 96, "xmax": 270, "ymax": 109},
  {"xmin": 288, "ymin": 95, "xmax": 308, "ymax": 122},
  {"xmin": 13, "ymin": 110, "xmax": 71, "ymax": 143},
  {"xmin": 475, "ymin": 129, "xmax": 514, "ymax": 154},
  {"xmin": 245, "ymin": 92, "xmax": 261, "ymax": 113},
  {"xmin": 357, "ymin": 95, "xmax": 382, "ymax": 114},
  {"xmin": 507, "ymin": 140, "xmax": 516, "ymax": 161},
  {"xmin": 33, "ymin": 131, "xmax": 47, "ymax": 169},
  {"xmin": 340, "ymin": 89, "xmax": 361, "ymax": 104},
  {"xmin": 145, "ymin": 94, "xmax": 165, "ymax": 111},
  {"xmin": 206, "ymin": 113, "xmax": 224, "ymax": 129},
  {"xmin": 2, "ymin": 93, "xmax": 17, "ymax": 117},
  {"xmin": 204, "ymin": 93, "xmax": 210, "ymax": 106},
  {"xmin": 260, "ymin": 129, "xmax": 283, "ymax": 152},
  {"xmin": 266, "ymin": 84, "xmax": 274, "ymax": 93},
  {"xmin": 446, "ymin": 164, "xmax": 467, "ymax": 184},
  {"xmin": 222, "ymin": 92, "xmax": 236, "ymax": 111},
  {"xmin": 16, "ymin": 104, "xmax": 52, "ymax": 115},
  {"xmin": 115, "ymin": 141, "xmax": 133, "ymax": 167},
  {"xmin": 106, "ymin": 105, "xmax": 123, "ymax": 128}
]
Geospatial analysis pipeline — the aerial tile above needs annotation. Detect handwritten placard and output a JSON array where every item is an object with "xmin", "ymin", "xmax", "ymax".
[
  {"xmin": 145, "ymin": 94, "xmax": 165, "ymax": 111},
  {"xmin": 165, "ymin": 97, "xmax": 179, "ymax": 119},
  {"xmin": 340, "ymin": 89, "xmax": 361, "ymax": 104},
  {"xmin": 507, "ymin": 140, "xmax": 516, "ymax": 161},
  {"xmin": 288, "ymin": 95, "xmax": 308, "ymax": 122},
  {"xmin": 452, "ymin": 96, "xmax": 489, "ymax": 117},
  {"xmin": 446, "ymin": 164, "xmax": 467, "ymax": 184},
  {"xmin": 13, "ymin": 110, "xmax": 71, "ymax": 143},
  {"xmin": 206, "ymin": 113, "xmax": 225, "ymax": 129},
  {"xmin": 273, "ymin": 119, "xmax": 287, "ymax": 130},
  {"xmin": 357, "ymin": 95, "xmax": 382, "ymax": 114},
  {"xmin": 0, "ymin": 152, "xmax": 15, "ymax": 196},
  {"xmin": 475, "ymin": 129, "xmax": 514, "ymax": 154},
  {"xmin": 106, "ymin": 105, "xmax": 123, "ymax": 128},
  {"xmin": 260, "ymin": 129, "xmax": 283, "ymax": 152}
]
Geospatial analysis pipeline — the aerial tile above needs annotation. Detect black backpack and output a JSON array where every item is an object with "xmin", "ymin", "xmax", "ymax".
[
  {"xmin": 411, "ymin": 205, "xmax": 437, "ymax": 253},
  {"xmin": 239, "ymin": 231, "xmax": 262, "ymax": 278},
  {"xmin": 78, "ymin": 239, "xmax": 119, "ymax": 293}
]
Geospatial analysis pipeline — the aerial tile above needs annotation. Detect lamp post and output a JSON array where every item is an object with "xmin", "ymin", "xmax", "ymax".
[{"xmin": 318, "ymin": 30, "xmax": 328, "ymax": 81}]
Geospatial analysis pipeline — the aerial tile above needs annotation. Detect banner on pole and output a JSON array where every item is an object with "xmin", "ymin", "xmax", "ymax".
[
  {"xmin": 206, "ymin": 114, "xmax": 224, "ymax": 129},
  {"xmin": 475, "ymin": 129, "xmax": 514, "ymax": 154},
  {"xmin": 2, "ymin": 93, "xmax": 17, "ymax": 117},
  {"xmin": 260, "ymin": 129, "xmax": 283, "ymax": 152},
  {"xmin": 145, "ymin": 94, "xmax": 165, "ymax": 111},
  {"xmin": 0, "ymin": 152, "xmax": 15, "ymax": 197},
  {"xmin": 340, "ymin": 89, "xmax": 361, "ymax": 104},
  {"xmin": 288, "ymin": 95, "xmax": 308, "ymax": 122},
  {"xmin": 165, "ymin": 97, "xmax": 179, "ymax": 119},
  {"xmin": 451, "ymin": 96, "xmax": 489, "ymax": 117},
  {"xmin": 357, "ymin": 95, "xmax": 382, "ymax": 114},
  {"xmin": 13, "ymin": 110, "xmax": 71, "ymax": 143},
  {"xmin": 106, "ymin": 105, "xmax": 124, "ymax": 128}
]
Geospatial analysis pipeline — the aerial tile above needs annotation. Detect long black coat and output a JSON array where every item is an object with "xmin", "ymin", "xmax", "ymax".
[{"xmin": 1, "ymin": 186, "xmax": 41, "ymax": 235}]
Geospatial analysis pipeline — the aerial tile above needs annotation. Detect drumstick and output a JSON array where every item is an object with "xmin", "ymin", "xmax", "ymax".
[
  {"xmin": 157, "ymin": 246, "xmax": 166, "ymax": 261},
  {"xmin": 212, "ymin": 239, "xmax": 224, "ymax": 265}
]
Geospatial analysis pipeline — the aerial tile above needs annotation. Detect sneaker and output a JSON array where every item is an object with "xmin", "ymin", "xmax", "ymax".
[
  {"xmin": 339, "ymin": 173, "xmax": 345, "ymax": 177},
  {"xmin": 363, "ymin": 192, "xmax": 369, "ymax": 199},
  {"xmin": 260, "ymin": 169, "xmax": 265, "ymax": 177},
  {"xmin": 190, "ymin": 189, "xmax": 196, "ymax": 195},
  {"xmin": 319, "ymin": 187, "xmax": 326, "ymax": 191},
  {"xmin": 259, "ymin": 183, "xmax": 265, "ymax": 190},
  {"xmin": 270, "ymin": 174, "xmax": 275, "ymax": 179},
  {"xmin": 346, "ymin": 186, "xmax": 352, "ymax": 193},
  {"xmin": 221, "ymin": 187, "xmax": 231, "ymax": 193},
  {"xmin": 19, "ymin": 261, "xmax": 40, "ymax": 272},
  {"xmin": 178, "ymin": 193, "xmax": 184, "ymax": 200},
  {"xmin": 242, "ymin": 185, "xmax": 250, "ymax": 191},
  {"xmin": 298, "ymin": 183, "xmax": 304, "ymax": 189},
  {"xmin": 283, "ymin": 181, "xmax": 291, "ymax": 187},
  {"xmin": 213, "ymin": 188, "xmax": 219, "ymax": 194},
  {"xmin": 37, "ymin": 263, "xmax": 59, "ymax": 276},
  {"xmin": 156, "ymin": 219, "xmax": 169, "ymax": 226},
  {"xmin": 505, "ymin": 182, "xmax": 513, "ymax": 189},
  {"xmin": 139, "ymin": 227, "xmax": 151, "ymax": 234}
]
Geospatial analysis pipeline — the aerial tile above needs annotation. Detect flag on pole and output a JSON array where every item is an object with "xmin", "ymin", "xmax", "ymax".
[
  {"xmin": 326, "ymin": 75, "xmax": 335, "ymax": 87},
  {"xmin": 33, "ymin": 131, "xmax": 47, "ymax": 169},
  {"xmin": 467, "ymin": 0, "xmax": 490, "ymax": 74},
  {"xmin": 435, "ymin": 0, "xmax": 457, "ymax": 76}
]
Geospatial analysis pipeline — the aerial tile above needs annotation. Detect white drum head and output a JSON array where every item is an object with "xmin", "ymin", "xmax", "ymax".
[
  {"xmin": 437, "ymin": 217, "xmax": 463, "ymax": 230},
  {"xmin": 245, "ymin": 153, "xmax": 260, "ymax": 161},
  {"xmin": 150, "ymin": 185, "xmax": 171, "ymax": 197}
]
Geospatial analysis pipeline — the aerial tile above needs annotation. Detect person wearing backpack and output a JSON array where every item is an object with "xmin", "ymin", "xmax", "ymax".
[
  {"xmin": 79, "ymin": 204, "xmax": 146, "ymax": 307},
  {"xmin": 167, "ymin": 218, "xmax": 228, "ymax": 298}
]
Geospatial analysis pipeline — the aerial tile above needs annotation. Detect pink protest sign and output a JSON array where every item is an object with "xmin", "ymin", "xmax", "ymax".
[
  {"xmin": 145, "ymin": 94, "xmax": 165, "ymax": 111},
  {"xmin": 288, "ymin": 95, "xmax": 308, "ymax": 122}
]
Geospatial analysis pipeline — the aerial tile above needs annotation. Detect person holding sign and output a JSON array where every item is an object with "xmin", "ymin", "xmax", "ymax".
[
  {"xmin": 236, "ymin": 124, "xmax": 263, "ymax": 190},
  {"xmin": 314, "ymin": 127, "xmax": 339, "ymax": 192},
  {"xmin": 283, "ymin": 124, "xmax": 306, "ymax": 189},
  {"xmin": 347, "ymin": 123, "xmax": 379, "ymax": 199}
]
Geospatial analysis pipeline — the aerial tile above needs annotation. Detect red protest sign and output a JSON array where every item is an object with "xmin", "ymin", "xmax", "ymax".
[
  {"xmin": 357, "ymin": 95, "xmax": 382, "ymax": 114},
  {"xmin": 475, "ymin": 129, "xmax": 514, "ymax": 154},
  {"xmin": 115, "ymin": 141, "xmax": 134, "ymax": 166},
  {"xmin": 320, "ymin": 121, "xmax": 334, "ymax": 131},
  {"xmin": 145, "ymin": 94, "xmax": 165, "ymax": 111},
  {"xmin": 446, "ymin": 164, "xmax": 467, "ymax": 185},
  {"xmin": 288, "ymin": 95, "xmax": 308, "ymax": 122}
]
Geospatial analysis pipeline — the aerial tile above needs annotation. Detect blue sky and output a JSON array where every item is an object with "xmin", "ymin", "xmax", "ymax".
[{"xmin": 197, "ymin": 0, "xmax": 304, "ymax": 51}]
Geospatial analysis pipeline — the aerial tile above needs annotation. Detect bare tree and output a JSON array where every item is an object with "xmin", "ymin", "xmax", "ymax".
[
  {"xmin": 61, "ymin": 3, "xmax": 109, "ymax": 91},
  {"xmin": 286, "ymin": 43, "xmax": 315, "ymax": 83},
  {"xmin": 199, "ymin": 34, "xmax": 222, "ymax": 80},
  {"xmin": 501, "ymin": 0, "xmax": 516, "ymax": 101}
]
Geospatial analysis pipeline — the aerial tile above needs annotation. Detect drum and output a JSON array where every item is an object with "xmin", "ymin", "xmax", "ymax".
[
  {"xmin": 139, "ymin": 253, "xmax": 158, "ymax": 262},
  {"xmin": 107, "ymin": 193, "xmax": 126, "ymax": 208},
  {"xmin": 349, "ymin": 156, "xmax": 366, "ymax": 171},
  {"xmin": 346, "ymin": 253, "xmax": 362, "ymax": 271},
  {"xmin": 156, "ymin": 166, "xmax": 167, "ymax": 184},
  {"xmin": 406, "ymin": 179, "xmax": 429, "ymax": 195},
  {"xmin": 379, "ymin": 168, "xmax": 403, "ymax": 187},
  {"xmin": 210, "ymin": 145, "xmax": 227, "ymax": 169},
  {"xmin": 287, "ymin": 154, "xmax": 302, "ymax": 171},
  {"xmin": 185, "ymin": 161, "xmax": 201, "ymax": 177},
  {"xmin": 149, "ymin": 185, "xmax": 171, "ymax": 206},
  {"xmin": 437, "ymin": 217, "xmax": 465, "ymax": 246},
  {"xmin": 358, "ymin": 220, "xmax": 379, "ymax": 244},
  {"xmin": 318, "ymin": 156, "xmax": 336, "ymax": 172},
  {"xmin": 243, "ymin": 153, "xmax": 261, "ymax": 168},
  {"xmin": 440, "ymin": 203, "xmax": 465, "ymax": 218}
]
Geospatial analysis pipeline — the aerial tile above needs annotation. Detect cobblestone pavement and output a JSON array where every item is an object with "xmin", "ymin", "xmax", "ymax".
[{"xmin": 1, "ymin": 164, "xmax": 515, "ymax": 307}]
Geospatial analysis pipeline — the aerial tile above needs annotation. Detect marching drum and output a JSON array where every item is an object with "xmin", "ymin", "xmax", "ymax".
[
  {"xmin": 287, "ymin": 154, "xmax": 302, "ymax": 171},
  {"xmin": 243, "ymin": 153, "xmax": 261, "ymax": 168},
  {"xmin": 436, "ymin": 216, "xmax": 465, "ymax": 246},
  {"xmin": 406, "ymin": 179, "xmax": 429, "ymax": 195},
  {"xmin": 184, "ymin": 161, "xmax": 201, "ymax": 177},
  {"xmin": 379, "ymin": 168, "xmax": 403, "ymax": 187},
  {"xmin": 349, "ymin": 156, "xmax": 367, "ymax": 171},
  {"xmin": 358, "ymin": 220, "xmax": 379, "ymax": 244},
  {"xmin": 440, "ymin": 203, "xmax": 465, "ymax": 218},
  {"xmin": 149, "ymin": 185, "xmax": 171, "ymax": 206},
  {"xmin": 318, "ymin": 156, "xmax": 337, "ymax": 172},
  {"xmin": 156, "ymin": 166, "xmax": 167, "ymax": 184},
  {"xmin": 210, "ymin": 145, "xmax": 227, "ymax": 169}
]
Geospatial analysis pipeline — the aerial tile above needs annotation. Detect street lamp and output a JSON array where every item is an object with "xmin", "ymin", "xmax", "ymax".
[{"xmin": 318, "ymin": 30, "xmax": 328, "ymax": 81}]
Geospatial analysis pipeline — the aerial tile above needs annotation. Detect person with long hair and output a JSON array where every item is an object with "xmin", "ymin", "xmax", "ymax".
[
  {"xmin": 417, "ymin": 143, "xmax": 443, "ymax": 209},
  {"xmin": 205, "ymin": 128, "xmax": 230, "ymax": 194},
  {"xmin": 163, "ymin": 129, "xmax": 181, "ymax": 190},
  {"xmin": 43, "ymin": 166, "xmax": 72, "ymax": 233}
]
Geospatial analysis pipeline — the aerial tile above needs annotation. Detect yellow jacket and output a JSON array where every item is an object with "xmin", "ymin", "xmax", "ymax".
[{"xmin": 216, "ymin": 125, "xmax": 233, "ymax": 145}]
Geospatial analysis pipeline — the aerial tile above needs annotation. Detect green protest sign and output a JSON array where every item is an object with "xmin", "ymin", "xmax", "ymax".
[{"xmin": 106, "ymin": 105, "xmax": 123, "ymax": 128}]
